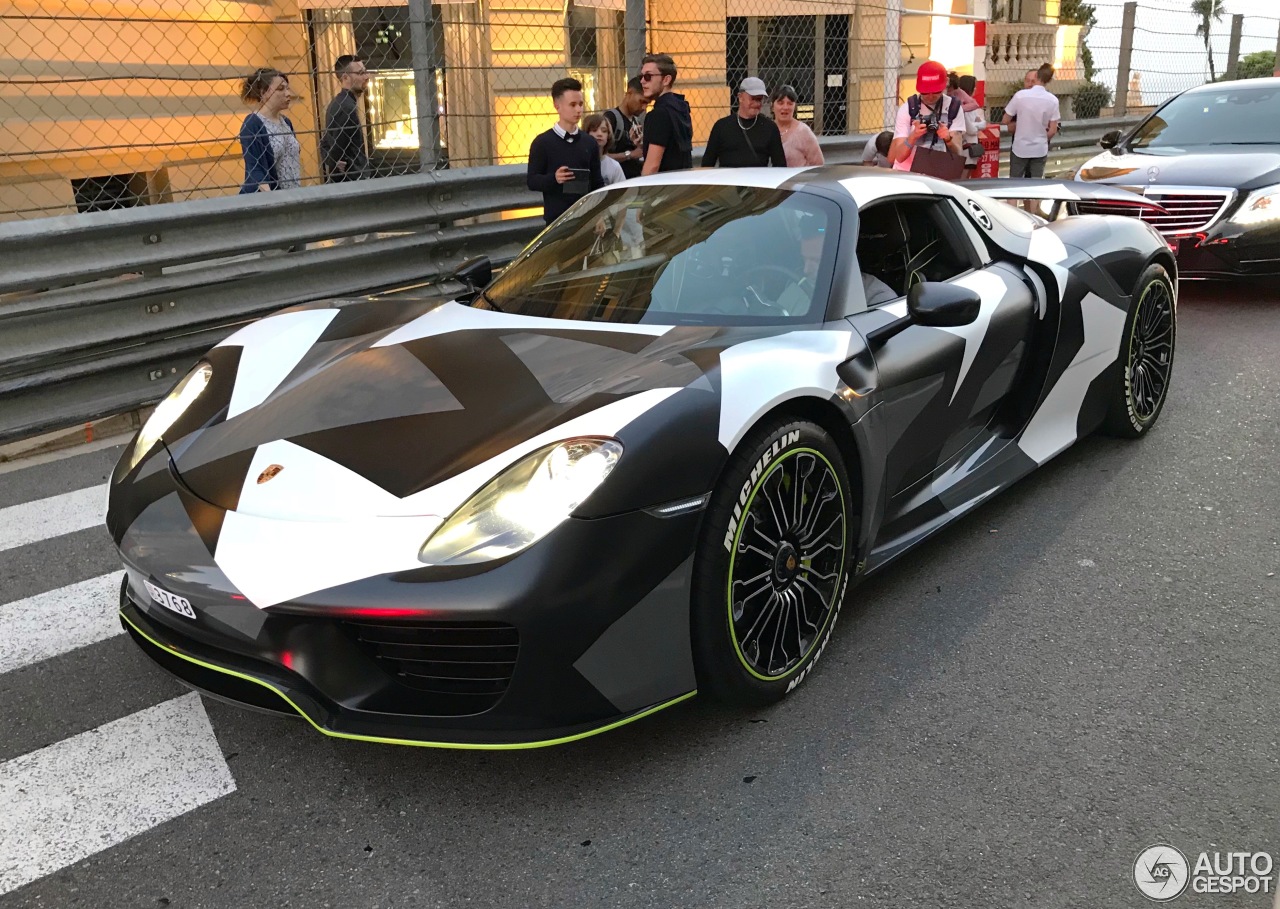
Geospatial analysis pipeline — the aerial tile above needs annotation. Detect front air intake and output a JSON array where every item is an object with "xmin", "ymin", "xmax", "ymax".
[{"xmin": 341, "ymin": 620, "xmax": 519, "ymax": 714}]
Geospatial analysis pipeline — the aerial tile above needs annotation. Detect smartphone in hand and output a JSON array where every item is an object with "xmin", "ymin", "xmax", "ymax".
[{"xmin": 565, "ymin": 168, "xmax": 590, "ymax": 195}]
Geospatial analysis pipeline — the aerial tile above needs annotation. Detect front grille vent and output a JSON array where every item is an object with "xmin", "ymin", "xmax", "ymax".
[
  {"xmin": 1075, "ymin": 191, "xmax": 1231, "ymax": 236},
  {"xmin": 341, "ymin": 620, "xmax": 518, "ymax": 715}
]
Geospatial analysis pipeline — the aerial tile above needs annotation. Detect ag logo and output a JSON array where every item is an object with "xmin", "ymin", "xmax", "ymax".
[
  {"xmin": 1134, "ymin": 844, "xmax": 1190, "ymax": 901},
  {"xmin": 965, "ymin": 199, "xmax": 993, "ymax": 230}
]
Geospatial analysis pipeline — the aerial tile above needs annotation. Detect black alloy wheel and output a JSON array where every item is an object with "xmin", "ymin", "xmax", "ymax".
[
  {"xmin": 692, "ymin": 418, "xmax": 853, "ymax": 706},
  {"xmin": 1104, "ymin": 263, "xmax": 1177, "ymax": 438}
]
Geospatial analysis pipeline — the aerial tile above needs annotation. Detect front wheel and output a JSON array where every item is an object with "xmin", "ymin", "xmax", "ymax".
[
  {"xmin": 1102, "ymin": 263, "xmax": 1176, "ymax": 438},
  {"xmin": 691, "ymin": 418, "xmax": 853, "ymax": 707}
]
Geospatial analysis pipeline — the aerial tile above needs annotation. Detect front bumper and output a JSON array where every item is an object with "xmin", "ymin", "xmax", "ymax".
[
  {"xmin": 112, "ymin": 472, "xmax": 703, "ymax": 748},
  {"xmin": 1169, "ymin": 222, "xmax": 1280, "ymax": 278}
]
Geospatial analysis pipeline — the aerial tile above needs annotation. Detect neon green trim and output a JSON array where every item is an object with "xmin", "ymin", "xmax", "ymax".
[
  {"xmin": 120, "ymin": 611, "xmax": 695, "ymax": 750},
  {"xmin": 726, "ymin": 447, "xmax": 847, "ymax": 682}
]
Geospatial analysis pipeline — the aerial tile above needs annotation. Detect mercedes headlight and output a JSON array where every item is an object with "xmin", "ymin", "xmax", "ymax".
[
  {"xmin": 126, "ymin": 361, "xmax": 213, "ymax": 471},
  {"xmin": 419, "ymin": 438, "xmax": 623, "ymax": 566},
  {"xmin": 1230, "ymin": 185, "xmax": 1280, "ymax": 226}
]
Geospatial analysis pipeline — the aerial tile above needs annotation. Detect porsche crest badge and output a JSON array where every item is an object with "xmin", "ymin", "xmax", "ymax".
[{"xmin": 257, "ymin": 464, "xmax": 285, "ymax": 484}]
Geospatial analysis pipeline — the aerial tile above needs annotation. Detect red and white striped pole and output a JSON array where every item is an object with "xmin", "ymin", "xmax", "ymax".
[
  {"xmin": 972, "ymin": 0, "xmax": 990, "ymax": 105},
  {"xmin": 971, "ymin": 0, "xmax": 999, "ymax": 177}
]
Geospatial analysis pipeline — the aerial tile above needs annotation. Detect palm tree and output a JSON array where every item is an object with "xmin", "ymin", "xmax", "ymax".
[{"xmin": 1191, "ymin": 0, "xmax": 1226, "ymax": 81}]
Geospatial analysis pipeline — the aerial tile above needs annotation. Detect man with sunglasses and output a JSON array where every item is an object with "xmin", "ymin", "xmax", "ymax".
[
  {"xmin": 321, "ymin": 54, "xmax": 371, "ymax": 183},
  {"xmin": 638, "ymin": 53, "xmax": 692, "ymax": 175}
]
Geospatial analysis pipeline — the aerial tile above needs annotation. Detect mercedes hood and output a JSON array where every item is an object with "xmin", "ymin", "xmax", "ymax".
[{"xmin": 1077, "ymin": 146, "xmax": 1280, "ymax": 191}]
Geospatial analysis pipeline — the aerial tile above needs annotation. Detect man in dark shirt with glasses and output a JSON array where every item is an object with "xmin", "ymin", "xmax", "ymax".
[
  {"xmin": 639, "ymin": 54, "xmax": 693, "ymax": 175},
  {"xmin": 321, "ymin": 55, "xmax": 371, "ymax": 183}
]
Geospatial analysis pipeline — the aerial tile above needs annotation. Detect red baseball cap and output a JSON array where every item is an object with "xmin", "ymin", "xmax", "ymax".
[{"xmin": 916, "ymin": 60, "xmax": 948, "ymax": 94}]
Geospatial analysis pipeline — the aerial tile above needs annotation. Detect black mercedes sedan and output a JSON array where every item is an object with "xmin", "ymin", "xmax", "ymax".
[{"xmin": 1074, "ymin": 77, "xmax": 1280, "ymax": 278}]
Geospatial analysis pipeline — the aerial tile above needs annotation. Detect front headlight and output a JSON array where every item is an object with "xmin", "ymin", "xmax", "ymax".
[
  {"xmin": 419, "ymin": 438, "xmax": 623, "ymax": 566},
  {"xmin": 1230, "ymin": 185, "xmax": 1280, "ymax": 226},
  {"xmin": 126, "ymin": 361, "xmax": 213, "ymax": 471}
]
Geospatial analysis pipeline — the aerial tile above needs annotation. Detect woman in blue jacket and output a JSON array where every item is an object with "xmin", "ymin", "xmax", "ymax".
[{"xmin": 238, "ymin": 67, "xmax": 302, "ymax": 193}]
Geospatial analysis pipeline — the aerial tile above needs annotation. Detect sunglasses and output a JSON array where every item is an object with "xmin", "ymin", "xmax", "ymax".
[{"xmin": 639, "ymin": 72, "xmax": 662, "ymax": 81}]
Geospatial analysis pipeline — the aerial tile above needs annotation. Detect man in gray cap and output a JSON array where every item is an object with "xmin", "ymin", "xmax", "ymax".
[{"xmin": 702, "ymin": 76, "xmax": 786, "ymax": 168}]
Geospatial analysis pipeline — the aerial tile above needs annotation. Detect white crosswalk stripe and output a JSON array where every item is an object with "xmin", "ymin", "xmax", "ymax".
[
  {"xmin": 0, "ymin": 450, "xmax": 237, "ymax": 896},
  {"xmin": 0, "ymin": 483, "xmax": 107, "ymax": 553},
  {"xmin": 0, "ymin": 693, "xmax": 237, "ymax": 896},
  {"xmin": 0, "ymin": 572, "xmax": 124, "ymax": 674}
]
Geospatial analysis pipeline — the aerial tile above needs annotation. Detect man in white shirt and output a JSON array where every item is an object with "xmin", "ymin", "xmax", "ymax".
[
  {"xmin": 888, "ymin": 60, "xmax": 967, "ymax": 174},
  {"xmin": 1001, "ymin": 63, "xmax": 1061, "ymax": 179}
]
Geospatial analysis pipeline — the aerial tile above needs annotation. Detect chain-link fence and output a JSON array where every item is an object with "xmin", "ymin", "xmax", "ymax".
[
  {"xmin": 0, "ymin": 0, "xmax": 911, "ymax": 222},
  {"xmin": 1056, "ymin": 0, "xmax": 1279, "ymax": 121},
  {"xmin": 4, "ymin": 0, "xmax": 1270, "ymax": 223}
]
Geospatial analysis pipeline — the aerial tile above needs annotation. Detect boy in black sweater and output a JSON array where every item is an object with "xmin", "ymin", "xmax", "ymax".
[{"xmin": 527, "ymin": 77, "xmax": 604, "ymax": 225}]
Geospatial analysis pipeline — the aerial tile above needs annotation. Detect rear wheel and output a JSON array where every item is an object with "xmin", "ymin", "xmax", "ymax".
[
  {"xmin": 691, "ymin": 418, "xmax": 853, "ymax": 706},
  {"xmin": 1103, "ymin": 264, "xmax": 1176, "ymax": 438}
]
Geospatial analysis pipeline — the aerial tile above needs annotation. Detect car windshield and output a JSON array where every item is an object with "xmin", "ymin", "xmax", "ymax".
[
  {"xmin": 1129, "ymin": 85, "xmax": 1280, "ymax": 149},
  {"xmin": 481, "ymin": 184, "xmax": 840, "ymax": 326}
]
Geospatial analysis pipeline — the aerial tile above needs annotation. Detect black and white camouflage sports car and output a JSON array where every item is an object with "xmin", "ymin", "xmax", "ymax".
[{"xmin": 108, "ymin": 167, "xmax": 1177, "ymax": 748}]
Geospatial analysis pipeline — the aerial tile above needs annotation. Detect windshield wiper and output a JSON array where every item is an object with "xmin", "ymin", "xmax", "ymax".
[{"xmin": 473, "ymin": 289, "xmax": 505, "ymax": 312}]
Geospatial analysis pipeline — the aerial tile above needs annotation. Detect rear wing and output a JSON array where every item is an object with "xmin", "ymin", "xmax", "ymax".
[{"xmin": 964, "ymin": 179, "xmax": 1168, "ymax": 216}]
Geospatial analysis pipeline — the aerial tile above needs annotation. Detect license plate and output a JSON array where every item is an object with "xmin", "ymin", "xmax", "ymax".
[{"xmin": 144, "ymin": 579, "xmax": 196, "ymax": 619}]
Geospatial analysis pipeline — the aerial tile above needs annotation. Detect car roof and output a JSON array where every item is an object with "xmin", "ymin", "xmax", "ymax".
[
  {"xmin": 626, "ymin": 165, "xmax": 967, "ymax": 205},
  {"xmin": 1181, "ymin": 76, "xmax": 1280, "ymax": 95},
  {"xmin": 620, "ymin": 165, "xmax": 1035, "ymax": 249}
]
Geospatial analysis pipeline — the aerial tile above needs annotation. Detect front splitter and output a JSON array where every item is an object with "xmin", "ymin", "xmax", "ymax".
[{"xmin": 120, "ymin": 606, "xmax": 696, "ymax": 750}]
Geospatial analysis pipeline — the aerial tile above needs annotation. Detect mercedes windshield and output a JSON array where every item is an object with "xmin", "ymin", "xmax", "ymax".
[{"xmin": 1129, "ymin": 83, "xmax": 1280, "ymax": 152}]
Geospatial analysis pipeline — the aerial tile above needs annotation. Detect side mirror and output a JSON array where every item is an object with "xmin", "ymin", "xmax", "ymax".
[
  {"xmin": 452, "ymin": 255, "xmax": 492, "ymax": 290},
  {"xmin": 907, "ymin": 282, "xmax": 981, "ymax": 327},
  {"xmin": 1099, "ymin": 129, "xmax": 1122, "ymax": 151}
]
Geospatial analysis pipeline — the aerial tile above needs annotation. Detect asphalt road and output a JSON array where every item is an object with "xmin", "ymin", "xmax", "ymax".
[{"xmin": 0, "ymin": 281, "xmax": 1276, "ymax": 909}]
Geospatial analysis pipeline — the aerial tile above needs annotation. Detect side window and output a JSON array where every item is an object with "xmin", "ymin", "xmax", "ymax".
[
  {"xmin": 855, "ymin": 198, "xmax": 983, "ymax": 306},
  {"xmin": 942, "ymin": 198, "xmax": 993, "ymax": 267}
]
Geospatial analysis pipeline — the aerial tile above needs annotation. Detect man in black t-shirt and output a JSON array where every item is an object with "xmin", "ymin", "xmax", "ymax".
[
  {"xmin": 639, "ymin": 53, "xmax": 693, "ymax": 175},
  {"xmin": 702, "ymin": 76, "xmax": 785, "ymax": 168},
  {"xmin": 605, "ymin": 76, "xmax": 648, "ymax": 179},
  {"xmin": 527, "ymin": 77, "xmax": 604, "ymax": 225}
]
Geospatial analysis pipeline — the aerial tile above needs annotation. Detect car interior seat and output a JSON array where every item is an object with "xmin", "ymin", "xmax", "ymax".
[{"xmin": 855, "ymin": 204, "xmax": 910, "ymax": 297}]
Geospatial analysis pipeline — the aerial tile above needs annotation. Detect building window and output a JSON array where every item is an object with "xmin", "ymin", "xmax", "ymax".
[
  {"xmin": 71, "ymin": 173, "xmax": 149, "ymax": 213},
  {"xmin": 567, "ymin": 3, "xmax": 598, "ymax": 68},
  {"xmin": 350, "ymin": 5, "xmax": 446, "ymax": 162}
]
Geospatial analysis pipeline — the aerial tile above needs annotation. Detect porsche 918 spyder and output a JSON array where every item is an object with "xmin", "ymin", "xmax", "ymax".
[{"xmin": 107, "ymin": 167, "xmax": 1177, "ymax": 748}]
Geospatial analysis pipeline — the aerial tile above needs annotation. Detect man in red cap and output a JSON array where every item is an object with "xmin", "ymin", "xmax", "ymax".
[{"xmin": 889, "ymin": 60, "xmax": 967, "ymax": 175}]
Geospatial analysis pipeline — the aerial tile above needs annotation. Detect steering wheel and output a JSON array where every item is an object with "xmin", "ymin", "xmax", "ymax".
[
  {"xmin": 743, "ymin": 263, "xmax": 805, "ymax": 292},
  {"xmin": 741, "ymin": 263, "xmax": 807, "ymax": 315}
]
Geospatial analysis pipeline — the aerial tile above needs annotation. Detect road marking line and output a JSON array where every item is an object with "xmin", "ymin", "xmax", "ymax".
[
  {"xmin": 0, "ymin": 693, "xmax": 236, "ymax": 896},
  {"xmin": 0, "ymin": 484, "xmax": 107, "ymax": 553},
  {"xmin": 0, "ymin": 435, "xmax": 130, "ymax": 476},
  {"xmin": 0, "ymin": 573, "xmax": 124, "ymax": 675}
]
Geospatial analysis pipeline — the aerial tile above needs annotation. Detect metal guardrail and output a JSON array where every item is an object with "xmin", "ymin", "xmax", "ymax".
[{"xmin": 0, "ymin": 116, "xmax": 1138, "ymax": 446}]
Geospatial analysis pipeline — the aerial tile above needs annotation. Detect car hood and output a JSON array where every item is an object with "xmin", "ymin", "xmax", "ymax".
[
  {"xmin": 1077, "ymin": 146, "xmax": 1280, "ymax": 190},
  {"xmin": 165, "ymin": 302, "xmax": 724, "ymax": 519}
]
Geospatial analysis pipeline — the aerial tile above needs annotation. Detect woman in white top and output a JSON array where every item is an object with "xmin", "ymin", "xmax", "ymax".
[
  {"xmin": 770, "ymin": 85, "xmax": 824, "ymax": 168},
  {"xmin": 584, "ymin": 113, "xmax": 627, "ymax": 185}
]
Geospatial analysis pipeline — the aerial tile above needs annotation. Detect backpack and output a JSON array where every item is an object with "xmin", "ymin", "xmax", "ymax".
[
  {"xmin": 605, "ymin": 108, "xmax": 630, "ymax": 152},
  {"xmin": 907, "ymin": 93, "xmax": 963, "ymax": 149}
]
